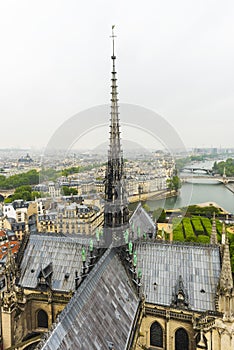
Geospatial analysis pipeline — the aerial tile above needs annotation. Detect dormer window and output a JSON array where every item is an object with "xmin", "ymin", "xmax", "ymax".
[
  {"xmin": 37, "ymin": 263, "xmax": 53, "ymax": 290},
  {"xmin": 171, "ymin": 275, "xmax": 189, "ymax": 310}
]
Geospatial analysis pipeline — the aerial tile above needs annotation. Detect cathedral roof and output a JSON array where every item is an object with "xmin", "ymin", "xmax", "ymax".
[
  {"xmin": 34, "ymin": 238, "xmax": 222, "ymax": 349},
  {"xmin": 135, "ymin": 241, "xmax": 221, "ymax": 312},
  {"xmin": 130, "ymin": 203, "xmax": 156, "ymax": 238},
  {"xmin": 18, "ymin": 234, "xmax": 91, "ymax": 292},
  {"xmin": 37, "ymin": 248, "xmax": 140, "ymax": 350}
]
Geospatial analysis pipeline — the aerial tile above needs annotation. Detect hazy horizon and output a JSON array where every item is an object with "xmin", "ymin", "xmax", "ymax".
[{"xmin": 1, "ymin": 1, "xmax": 234, "ymax": 150}]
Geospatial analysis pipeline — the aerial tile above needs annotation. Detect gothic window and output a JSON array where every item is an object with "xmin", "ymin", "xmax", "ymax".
[
  {"xmin": 114, "ymin": 212, "xmax": 118, "ymax": 225},
  {"xmin": 117, "ymin": 210, "xmax": 122, "ymax": 225},
  {"xmin": 175, "ymin": 328, "xmax": 189, "ymax": 350},
  {"xmin": 108, "ymin": 213, "xmax": 112, "ymax": 224},
  {"xmin": 37, "ymin": 309, "xmax": 48, "ymax": 328},
  {"xmin": 150, "ymin": 321, "xmax": 163, "ymax": 347}
]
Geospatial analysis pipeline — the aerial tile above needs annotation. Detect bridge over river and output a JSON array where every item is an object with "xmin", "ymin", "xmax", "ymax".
[
  {"xmin": 181, "ymin": 167, "xmax": 214, "ymax": 175},
  {"xmin": 0, "ymin": 188, "xmax": 15, "ymax": 200},
  {"xmin": 180, "ymin": 175, "xmax": 234, "ymax": 184}
]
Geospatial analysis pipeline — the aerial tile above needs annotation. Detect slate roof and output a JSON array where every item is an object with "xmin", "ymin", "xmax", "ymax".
[
  {"xmin": 19, "ymin": 234, "xmax": 91, "ymax": 292},
  {"xmin": 34, "ymin": 237, "xmax": 222, "ymax": 350},
  {"xmin": 135, "ymin": 241, "xmax": 221, "ymax": 312},
  {"xmin": 37, "ymin": 249, "xmax": 139, "ymax": 350},
  {"xmin": 130, "ymin": 203, "xmax": 156, "ymax": 238}
]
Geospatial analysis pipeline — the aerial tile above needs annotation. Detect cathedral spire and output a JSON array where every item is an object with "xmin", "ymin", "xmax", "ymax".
[
  {"xmin": 103, "ymin": 26, "xmax": 129, "ymax": 246},
  {"xmin": 109, "ymin": 25, "xmax": 121, "ymax": 163},
  {"xmin": 210, "ymin": 212, "xmax": 218, "ymax": 245}
]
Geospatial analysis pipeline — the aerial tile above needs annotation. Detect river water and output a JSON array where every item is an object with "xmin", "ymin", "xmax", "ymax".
[{"xmin": 146, "ymin": 159, "xmax": 234, "ymax": 214}]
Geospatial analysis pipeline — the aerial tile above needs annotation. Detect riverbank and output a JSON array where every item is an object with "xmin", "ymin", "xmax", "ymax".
[
  {"xmin": 128, "ymin": 189, "xmax": 178, "ymax": 203},
  {"xmin": 149, "ymin": 189, "xmax": 178, "ymax": 201},
  {"xmin": 138, "ymin": 182, "xmax": 234, "ymax": 214},
  {"xmin": 195, "ymin": 201, "xmax": 230, "ymax": 214}
]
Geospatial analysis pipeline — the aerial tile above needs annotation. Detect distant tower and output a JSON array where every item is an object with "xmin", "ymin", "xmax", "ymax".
[{"xmin": 103, "ymin": 26, "xmax": 129, "ymax": 246}]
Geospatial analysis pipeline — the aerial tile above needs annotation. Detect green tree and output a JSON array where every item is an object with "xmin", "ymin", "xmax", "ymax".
[
  {"xmin": 31, "ymin": 191, "xmax": 42, "ymax": 199},
  {"xmin": 142, "ymin": 203, "xmax": 150, "ymax": 213},
  {"xmin": 62, "ymin": 186, "xmax": 78, "ymax": 196},
  {"xmin": 212, "ymin": 158, "xmax": 234, "ymax": 176},
  {"xmin": 4, "ymin": 185, "xmax": 41, "ymax": 202},
  {"xmin": 167, "ymin": 176, "xmax": 181, "ymax": 191},
  {"xmin": 15, "ymin": 185, "xmax": 32, "ymax": 193},
  {"xmin": 0, "ymin": 169, "xmax": 39, "ymax": 189}
]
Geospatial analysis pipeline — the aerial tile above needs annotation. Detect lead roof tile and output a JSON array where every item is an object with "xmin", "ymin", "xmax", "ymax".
[
  {"xmin": 135, "ymin": 241, "xmax": 221, "ymax": 312},
  {"xmin": 38, "ymin": 249, "xmax": 139, "ymax": 350},
  {"xmin": 19, "ymin": 234, "xmax": 90, "ymax": 292}
]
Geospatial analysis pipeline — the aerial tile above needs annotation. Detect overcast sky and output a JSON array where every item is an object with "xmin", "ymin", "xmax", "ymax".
[{"xmin": 1, "ymin": 0, "xmax": 234, "ymax": 150}]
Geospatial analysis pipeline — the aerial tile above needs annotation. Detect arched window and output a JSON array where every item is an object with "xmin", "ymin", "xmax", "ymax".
[
  {"xmin": 175, "ymin": 328, "xmax": 189, "ymax": 350},
  {"xmin": 37, "ymin": 309, "xmax": 48, "ymax": 328},
  {"xmin": 150, "ymin": 321, "xmax": 163, "ymax": 347}
]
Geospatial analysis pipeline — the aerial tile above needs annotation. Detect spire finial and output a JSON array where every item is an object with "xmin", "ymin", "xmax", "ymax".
[
  {"xmin": 221, "ymin": 222, "xmax": 226, "ymax": 245},
  {"xmin": 219, "ymin": 234, "xmax": 233, "ymax": 293},
  {"xmin": 210, "ymin": 212, "xmax": 218, "ymax": 245},
  {"xmin": 111, "ymin": 25, "xmax": 116, "ymax": 58}
]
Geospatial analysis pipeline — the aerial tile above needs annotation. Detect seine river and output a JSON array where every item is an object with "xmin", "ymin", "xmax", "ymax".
[
  {"xmin": 147, "ymin": 183, "xmax": 234, "ymax": 214},
  {"xmin": 146, "ymin": 159, "xmax": 234, "ymax": 214}
]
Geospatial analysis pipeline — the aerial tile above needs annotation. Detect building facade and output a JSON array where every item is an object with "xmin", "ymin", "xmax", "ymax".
[{"xmin": 37, "ymin": 201, "xmax": 104, "ymax": 235}]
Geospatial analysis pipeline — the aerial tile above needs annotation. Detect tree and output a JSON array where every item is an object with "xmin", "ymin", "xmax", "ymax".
[
  {"xmin": 15, "ymin": 185, "xmax": 32, "ymax": 193},
  {"xmin": 62, "ymin": 186, "xmax": 78, "ymax": 196},
  {"xmin": 167, "ymin": 176, "xmax": 181, "ymax": 192},
  {"xmin": 212, "ymin": 158, "xmax": 234, "ymax": 176},
  {"xmin": 142, "ymin": 203, "xmax": 150, "ymax": 213},
  {"xmin": 0, "ymin": 169, "xmax": 39, "ymax": 189},
  {"xmin": 31, "ymin": 191, "xmax": 42, "ymax": 199},
  {"xmin": 4, "ymin": 185, "xmax": 42, "ymax": 203}
]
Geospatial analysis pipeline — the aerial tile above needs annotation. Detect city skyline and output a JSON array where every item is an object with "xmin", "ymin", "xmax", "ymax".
[{"xmin": 1, "ymin": 1, "xmax": 234, "ymax": 150}]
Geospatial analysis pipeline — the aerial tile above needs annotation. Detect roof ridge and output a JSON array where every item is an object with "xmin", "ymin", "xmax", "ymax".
[
  {"xmin": 135, "ymin": 239, "xmax": 220, "ymax": 250},
  {"xmin": 29, "ymin": 233, "xmax": 97, "ymax": 245}
]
